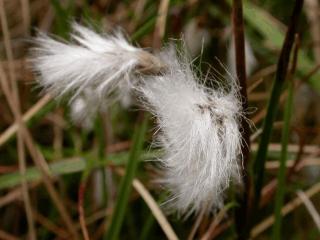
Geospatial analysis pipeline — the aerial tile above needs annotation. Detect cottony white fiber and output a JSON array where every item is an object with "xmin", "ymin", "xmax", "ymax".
[
  {"xmin": 31, "ymin": 23, "xmax": 162, "ymax": 101},
  {"xmin": 31, "ymin": 22, "xmax": 243, "ymax": 216},
  {"xmin": 140, "ymin": 48, "xmax": 243, "ymax": 216},
  {"xmin": 69, "ymin": 88, "xmax": 106, "ymax": 130}
]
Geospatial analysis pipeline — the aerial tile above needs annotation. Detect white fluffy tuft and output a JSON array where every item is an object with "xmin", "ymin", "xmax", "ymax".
[
  {"xmin": 140, "ymin": 48, "xmax": 243, "ymax": 216},
  {"xmin": 30, "ymin": 23, "xmax": 145, "ymax": 102},
  {"xmin": 31, "ymin": 23, "xmax": 244, "ymax": 215},
  {"xmin": 69, "ymin": 88, "xmax": 107, "ymax": 130}
]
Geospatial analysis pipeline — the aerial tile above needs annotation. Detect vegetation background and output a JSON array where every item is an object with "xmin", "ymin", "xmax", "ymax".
[{"xmin": 0, "ymin": 0, "xmax": 319, "ymax": 239}]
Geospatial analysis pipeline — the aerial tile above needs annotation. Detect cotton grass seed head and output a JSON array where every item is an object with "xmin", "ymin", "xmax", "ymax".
[
  {"xmin": 30, "ymin": 22, "xmax": 244, "ymax": 216},
  {"xmin": 140, "ymin": 47, "xmax": 243, "ymax": 216},
  {"xmin": 30, "ymin": 23, "xmax": 165, "ymax": 103}
]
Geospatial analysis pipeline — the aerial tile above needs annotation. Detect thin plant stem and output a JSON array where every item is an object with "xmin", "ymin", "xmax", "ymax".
[
  {"xmin": 271, "ymin": 80, "xmax": 294, "ymax": 239},
  {"xmin": 251, "ymin": 182, "xmax": 320, "ymax": 238},
  {"xmin": 153, "ymin": 0, "xmax": 170, "ymax": 48},
  {"xmin": 104, "ymin": 117, "xmax": 148, "ymax": 240},
  {"xmin": 252, "ymin": 0, "xmax": 304, "ymax": 218},
  {"xmin": 20, "ymin": 0, "xmax": 30, "ymax": 35},
  {"xmin": 272, "ymin": 35, "xmax": 300, "ymax": 239},
  {"xmin": 17, "ymin": 134, "xmax": 36, "ymax": 240},
  {"xmin": 0, "ymin": 64, "xmax": 80, "ymax": 239},
  {"xmin": 231, "ymin": 0, "xmax": 251, "ymax": 238},
  {"xmin": 0, "ymin": 2, "xmax": 36, "ymax": 239},
  {"xmin": 0, "ymin": 94, "xmax": 52, "ymax": 147},
  {"xmin": 78, "ymin": 181, "xmax": 90, "ymax": 240}
]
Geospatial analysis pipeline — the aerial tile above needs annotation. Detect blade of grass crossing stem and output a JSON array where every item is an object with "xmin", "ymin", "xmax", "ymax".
[
  {"xmin": 272, "ymin": 81, "xmax": 294, "ymax": 239},
  {"xmin": 252, "ymin": 0, "xmax": 303, "ymax": 213},
  {"xmin": 104, "ymin": 117, "xmax": 148, "ymax": 240}
]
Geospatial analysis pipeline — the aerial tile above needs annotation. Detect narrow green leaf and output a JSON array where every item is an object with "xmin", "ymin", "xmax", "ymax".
[
  {"xmin": 131, "ymin": 16, "xmax": 157, "ymax": 41},
  {"xmin": 0, "ymin": 149, "xmax": 161, "ymax": 191},
  {"xmin": 50, "ymin": 0, "xmax": 75, "ymax": 38},
  {"xmin": 139, "ymin": 211, "xmax": 155, "ymax": 240},
  {"xmin": 243, "ymin": 1, "xmax": 320, "ymax": 93},
  {"xmin": 226, "ymin": 0, "xmax": 320, "ymax": 93},
  {"xmin": 252, "ymin": 0, "xmax": 303, "ymax": 213},
  {"xmin": 0, "ymin": 157, "xmax": 86, "ymax": 190},
  {"xmin": 0, "ymin": 146, "xmax": 299, "ymax": 192},
  {"xmin": 104, "ymin": 117, "xmax": 148, "ymax": 240},
  {"xmin": 272, "ymin": 81, "xmax": 294, "ymax": 239}
]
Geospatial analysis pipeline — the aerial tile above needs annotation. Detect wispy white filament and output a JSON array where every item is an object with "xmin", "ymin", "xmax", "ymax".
[
  {"xmin": 140, "ymin": 48, "xmax": 243, "ymax": 216},
  {"xmin": 31, "ymin": 23, "xmax": 244, "ymax": 216},
  {"xmin": 31, "ymin": 23, "xmax": 162, "ymax": 102},
  {"xmin": 69, "ymin": 88, "xmax": 106, "ymax": 130}
]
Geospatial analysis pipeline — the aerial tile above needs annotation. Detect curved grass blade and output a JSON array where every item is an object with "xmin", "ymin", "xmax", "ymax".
[
  {"xmin": 272, "ymin": 79, "xmax": 294, "ymax": 239},
  {"xmin": 252, "ymin": 0, "xmax": 304, "ymax": 218}
]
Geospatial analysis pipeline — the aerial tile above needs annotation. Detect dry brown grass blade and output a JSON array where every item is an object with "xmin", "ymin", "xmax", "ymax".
[
  {"xmin": 251, "ymin": 182, "xmax": 320, "ymax": 238},
  {"xmin": 265, "ymin": 157, "xmax": 320, "ymax": 169},
  {"xmin": 247, "ymin": 64, "xmax": 276, "ymax": 85},
  {"xmin": 0, "ymin": 64, "xmax": 79, "ymax": 239},
  {"xmin": 247, "ymin": 77, "xmax": 264, "ymax": 94},
  {"xmin": 305, "ymin": 0, "xmax": 320, "ymax": 64},
  {"xmin": 0, "ymin": 1, "xmax": 17, "ymax": 99},
  {"xmin": 252, "ymin": 63, "xmax": 320, "ymax": 125},
  {"xmin": 78, "ymin": 183, "xmax": 90, "ymax": 240},
  {"xmin": 20, "ymin": 0, "xmax": 30, "ymax": 35},
  {"xmin": 0, "ymin": 94, "xmax": 52, "ymax": 147},
  {"xmin": 200, "ymin": 206, "xmax": 229, "ymax": 240},
  {"xmin": 116, "ymin": 167, "xmax": 178, "ymax": 240},
  {"xmin": 0, "ymin": 182, "xmax": 39, "ymax": 208},
  {"xmin": 153, "ymin": 0, "xmax": 170, "ymax": 48},
  {"xmin": 83, "ymin": 208, "xmax": 112, "ymax": 227},
  {"xmin": 296, "ymin": 190, "xmax": 320, "ymax": 231},
  {"xmin": 187, "ymin": 207, "xmax": 206, "ymax": 240},
  {"xmin": 33, "ymin": 210, "xmax": 70, "ymax": 239},
  {"xmin": 132, "ymin": 178, "xmax": 179, "ymax": 240},
  {"xmin": 0, "ymin": 229, "xmax": 19, "ymax": 240},
  {"xmin": 53, "ymin": 109, "xmax": 63, "ymax": 159},
  {"xmin": 128, "ymin": 0, "xmax": 147, "ymax": 31},
  {"xmin": 251, "ymin": 143, "xmax": 319, "ymax": 155},
  {"xmin": 17, "ymin": 133, "xmax": 36, "ymax": 240},
  {"xmin": 0, "ymin": 2, "xmax": 35, "ymax": 239},
  {"xmin": 38, "ymin": 3, "xmax": 54, "ymax": 31},
  {"xmin": 92, "ymin": 168, "xmax": 179, "ymax": 240},
  {"xmin": 0, "ymin": 187, "xmax": 24, "ymax": 208},
  {"xmin": 252, "ymin": 90, "xmax": 288, "ymax": 124},
  {"xmin": 248, "ymin": 92, "xmax": 268, "ymax": 101}
]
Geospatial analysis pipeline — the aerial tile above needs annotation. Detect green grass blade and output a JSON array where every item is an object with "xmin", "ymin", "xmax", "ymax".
[
  {"xmin": 226, "ymin": 0, "xmax": 320, "ymax": 93},
  {"xmin": 0, "ymin": 157, "xmax": 86, "ymax": 190},
  {"xmin": 0, "ymin": 149, "xmax": 162, "ymax": 190},
  {"xmin": 50, "ymin": 0, "xmax": 75, "ymax": 38},
  {"xmin": 104, "ymin": 117, "xmax": 148, "ymax": 240},
  {"xmin": 252, "ymin": 0, "xmax": 303, "ymax": 213},
  {"xmin": 272, "ymin": 81, "xmax": 294, "ymax": 239},
  {"xmin": 139, "ymin": 211, "xmax": 155, "ymax": 240},
  {"xmin": 131, "ymin": 16, "xmax": 157, "ymax": 41},
  {"xmin": 252, "ymin": 76, "xmax": 283, "ymax": 203},
  {"xmin": 242, "ymin": 1, "xmax": 320, "ymax": 93}
]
